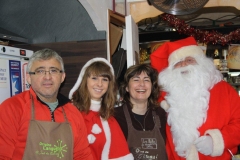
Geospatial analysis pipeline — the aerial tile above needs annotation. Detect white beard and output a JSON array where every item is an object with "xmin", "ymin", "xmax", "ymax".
[{"xmin": 158, "ymin": 56, "xmax": 222, "ymax": 157}]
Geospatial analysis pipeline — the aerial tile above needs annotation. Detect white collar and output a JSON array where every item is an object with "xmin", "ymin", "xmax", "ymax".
[{"xmin": 90, "ymin": 99, "xmax": 101, "ymax": 112}]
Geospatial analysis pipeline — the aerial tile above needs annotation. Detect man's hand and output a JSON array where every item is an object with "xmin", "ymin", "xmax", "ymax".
[{"xmin": 194, "ymin": 136, "xmax": 213, "ymax": 155}]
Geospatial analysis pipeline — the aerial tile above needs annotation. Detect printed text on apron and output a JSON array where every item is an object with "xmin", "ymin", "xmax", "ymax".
[
  {"xmin": 123, "ymin": 106, "xmax": 168, "ymax": 160},
  {"xmin": 22, "ymin": 95, "xmax": 74, "ymax": 160}
]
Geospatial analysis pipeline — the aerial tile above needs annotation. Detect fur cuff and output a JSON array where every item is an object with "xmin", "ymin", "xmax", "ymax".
[
  {"xmin": 186, "ymin": 145, "xmax": 199, "ymax": 160},
  {"xmin": 205, "ymin": 129, "xmax": 224, "ymax": 156},
  {"xmin": 160, "ymin": 100, "xmax": 170, "ymax": 111}
]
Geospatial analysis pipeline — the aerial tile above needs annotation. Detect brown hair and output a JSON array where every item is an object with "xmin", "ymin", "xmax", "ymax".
[
  {"xmin": 119, "ymin": 64, "xmax": 160, "ymax": 108},
  {"xmin": 72, "ymin": 61, "xmax": 116, "ymax": 120}
]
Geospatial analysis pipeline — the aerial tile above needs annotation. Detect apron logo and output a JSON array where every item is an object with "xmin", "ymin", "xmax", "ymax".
[
  {"xmin": 141, "ymin": 138, "xmax": 157, "ymax": 149},
  {"xmin": 130, "ymin": 147, "xmax": 159, "ymax": 160},
  {"xmin": 35, "ymin": 139, "xmax": 68, "ymax": 158},
  {"xmin": 130, "ymin": 138, "xmax": 159, "ymax": 160}
]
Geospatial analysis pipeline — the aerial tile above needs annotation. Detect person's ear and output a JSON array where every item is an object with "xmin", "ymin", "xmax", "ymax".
[
  {"xmin": 126, "ymin": 86, "xmax": 129, "ymax": 92},
  {"xmin": 26, "ymin": 73, "xmax": 31, "ymax": 85},
  {"xmin": 61, "ymin": 72, "xmax": 66, "ymax": 83}
]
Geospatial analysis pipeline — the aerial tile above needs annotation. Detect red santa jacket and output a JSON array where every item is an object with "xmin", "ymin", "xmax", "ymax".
[
  {"xmin": 82, "ymin": 110, "xmax": 133, "ymax": 160},
  {"xmin": 164, "ymin": 81, "xmax": 240, "ymax": 160}
]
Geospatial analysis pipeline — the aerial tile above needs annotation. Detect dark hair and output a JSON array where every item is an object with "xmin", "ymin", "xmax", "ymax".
[
  {"xmin": 119, "ymin": 64, "xmax": 160, "ymax": 107},
  {"xmin": 72, "ymin": 61, "xmax": 116, "ymax": 120}
]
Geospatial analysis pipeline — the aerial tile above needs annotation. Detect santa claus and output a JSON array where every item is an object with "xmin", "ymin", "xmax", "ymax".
[{"xmin": 150, "ymin": 37, "xmax": 240, "ymax": 160}]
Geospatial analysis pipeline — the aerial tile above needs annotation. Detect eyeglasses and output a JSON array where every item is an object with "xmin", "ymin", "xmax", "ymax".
[
  {"xmin": 173, "ymin": 57, "xmax": 197, "ymax": 68},
  {"xmin": 29, "ymin": 69, "xmax": 63, "ymax": 75}
]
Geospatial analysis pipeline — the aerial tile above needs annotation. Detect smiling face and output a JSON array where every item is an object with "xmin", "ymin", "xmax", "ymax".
[
  {"xmin": 26, "ymin": 58, "xmax": 65, "ymax": 103},
  {"xmin": 126, "ymin": 71, "xmax": 152, "ymax": 104},
  {"xmin": 87, "ymin": 74, "xmax": 109, "ymax": 101}
]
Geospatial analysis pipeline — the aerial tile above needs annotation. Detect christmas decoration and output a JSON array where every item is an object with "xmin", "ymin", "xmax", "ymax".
[
  {"xmin": 161, "ymin": 13, "xmax": 240, "ymax": 45},
  {"xmin": 140, "ymin": 48, "xmax": 150, "ymax": 63}
]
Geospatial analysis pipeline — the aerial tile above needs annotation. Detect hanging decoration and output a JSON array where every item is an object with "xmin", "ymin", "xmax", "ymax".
[{"xmin": 161, "ymin": 13, "xmax": 240, "ymax": 45}]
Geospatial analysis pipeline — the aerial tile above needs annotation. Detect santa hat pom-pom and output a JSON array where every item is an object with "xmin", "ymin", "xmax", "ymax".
[
  {"xmin": 160, "ymin": 100, "xmax": 170, "ymax": 111},
  {"xmin": 91, "ymin": 124, "xmax": 102, "ymax": 134},
  {"xmin": 88, "ymin": 134, "xmax": 96, "ymax": 144}
]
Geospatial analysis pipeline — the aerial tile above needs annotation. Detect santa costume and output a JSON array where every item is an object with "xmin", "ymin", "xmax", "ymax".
[
  {"xmin": 69, "ymin": 58, "xmax": 134, "ymax": 160},
  {"xmin": 150, "ymin": 37, "xmax": 240, "ymax": 160}
]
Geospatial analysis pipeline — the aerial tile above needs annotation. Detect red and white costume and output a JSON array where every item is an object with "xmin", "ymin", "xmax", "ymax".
[
  {"xmin": 83, "ymin": 100, "xmax": 133, "ymax": 160},
  {"xmin": 69, "ymin": 57, "xmax": 134, "ymax": 160},
  {"xmin": 150, "ymin": 37, "xmax": 240, "ymax": 160},
  {"xmin": 165, "ymin": 80, "xmax": 240, "ymax": 160}
]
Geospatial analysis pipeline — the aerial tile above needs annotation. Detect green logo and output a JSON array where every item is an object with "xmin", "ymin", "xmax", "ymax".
[{"xmin": 35, "ymin": 139, "xmax": 67, "ymax": 158}]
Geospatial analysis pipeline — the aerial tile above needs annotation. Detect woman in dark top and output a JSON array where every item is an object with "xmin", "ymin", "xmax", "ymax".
[{"xmin": 114, "ymin": 64, "xmax": 168, "ymax": 160}]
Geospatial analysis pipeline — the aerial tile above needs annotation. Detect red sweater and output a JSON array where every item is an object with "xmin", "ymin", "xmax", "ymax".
[
  {"xmin": 0, "ymin": 88, "xmax": 93, "ymax": 160},
  {"xmin": 166, "ymin": 81, "xmax": 240, "ymax": 160}
]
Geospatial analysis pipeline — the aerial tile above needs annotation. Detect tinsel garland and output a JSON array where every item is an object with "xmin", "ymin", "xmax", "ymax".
[{"xmin": 161, "ymin": 13, "xmax": 240, "ymax": 45}]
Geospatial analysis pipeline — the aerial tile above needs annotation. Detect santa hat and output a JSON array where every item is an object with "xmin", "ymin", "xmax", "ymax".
[
  {"xmin": 69, "ymin": 57, "xmax": 114, "ymax": 99},
  {"xmin": 151, "ymin": 37, "xmax": 203, "ymax": 111},
  {"xmin": 150, "ymin": 36, "xmax": 204, "ymax": 72}
]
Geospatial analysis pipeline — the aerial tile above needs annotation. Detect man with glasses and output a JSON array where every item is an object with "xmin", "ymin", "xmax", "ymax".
[
  {"xmin": 151, "ymin": 37, "xmax": 240, "ymax": 160},
  {"xmin": 0, "ymin": 48, "xmax": 93, "ymax": 159}
]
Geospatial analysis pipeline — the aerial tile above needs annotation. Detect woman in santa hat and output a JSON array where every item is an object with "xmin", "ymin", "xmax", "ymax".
[{"xmin": 69, "ymin": 57, "xmax": 133, "ymax": 160}]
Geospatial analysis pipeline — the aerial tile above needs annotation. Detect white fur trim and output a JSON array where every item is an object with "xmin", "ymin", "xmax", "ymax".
[
  {"xmin": 109, "ymin": 153, "xmax": 134, "ymax": 160},
  {"xmin": 91, "ymin": 99, "xmax": 101, "ymax": 105},
  {"xmin": 101, "ymin": 118, "xmax": 111, "ymax": 160},
  {"xmin": 68, "ymin": 57, "xmax": 114, "ymax": 99},
  {"xmin": 160, "ymin": 100, "xmax": 170, "ymax": 111},
  {"xmin": 90, "ymin": 99, "xmax": 101, "ymax": 112},
  {"xmin": 88, "ymin": 134, "xmax": 96, "ymax": 144},
  {"xmin": 169, "ymin": 45, "xmax": 204, "ymax": 66},
  {"xmin": 91, "ymin": 123, "xmax": 102, "ymax": 134},
  {"xmin": 205, "ymin": 129, "xmax": 224, "ymax": 156},
  {"xmin": 186, "ymin": 145, "xmax": 199, "ymax": 160}
]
